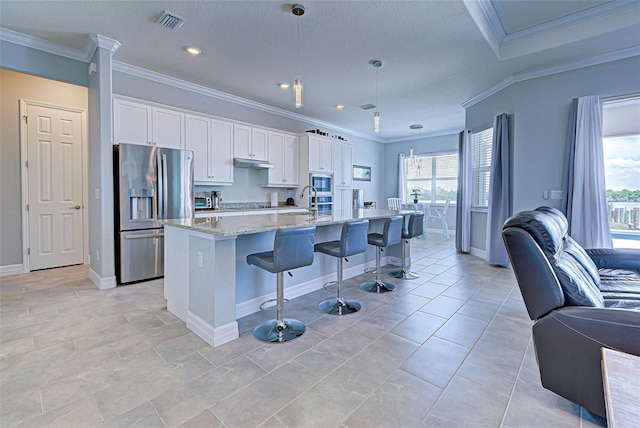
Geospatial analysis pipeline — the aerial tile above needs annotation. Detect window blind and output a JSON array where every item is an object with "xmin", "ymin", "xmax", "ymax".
[{"xmin": 472, "ymin": 128, "xmax": 493, "ymax": 208}]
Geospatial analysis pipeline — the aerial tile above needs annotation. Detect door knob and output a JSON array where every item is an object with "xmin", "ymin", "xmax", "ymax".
[{"xmin": 69, "ymin": 205, "xmax": 81, "ymax": 210}]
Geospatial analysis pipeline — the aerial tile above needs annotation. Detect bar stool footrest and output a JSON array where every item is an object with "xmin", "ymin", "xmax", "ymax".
[
  {"xmin": 259, "ymin": 298, "xmax": 289, "ymax": 311},
  {"xmin": 322, "ymin": 281, "xmax": 338, "ymax": 291}
]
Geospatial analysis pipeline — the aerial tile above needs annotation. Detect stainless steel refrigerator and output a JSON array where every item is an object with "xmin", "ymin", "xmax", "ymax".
[{"xmin": 114, "ymin": 143, "xmax": 194, "ymax": 284}]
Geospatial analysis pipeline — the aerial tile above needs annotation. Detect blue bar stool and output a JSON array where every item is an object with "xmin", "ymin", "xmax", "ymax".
[
  {"xmin": 247, "ymin": 226, "xmax": 316, "ymax": 342},
  {"xmin": 389, "ymin": 212, "xmax": 424, "ymax": 280},
  {"xmin": 315, "ymin": 220, "xmax": 369, "ymax": 315},
  {"xmin": 360, "ymin": 216, "xmax": 403, "ymax": 293}
]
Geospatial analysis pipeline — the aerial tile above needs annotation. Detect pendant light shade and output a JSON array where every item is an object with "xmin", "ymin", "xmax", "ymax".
[
  {"xmin": 293, "ymin": 75, "xmax": 303, "ymax": 109},
  {"xmin": 371, "ymin": 60, "xmax": 382, "ymax": 133},
  {"xmin": 292, "ymin": 4, "xmax": 305, "ymax": 109}
]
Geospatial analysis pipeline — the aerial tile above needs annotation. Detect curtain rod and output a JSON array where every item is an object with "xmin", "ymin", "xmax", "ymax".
[{"xmin": 601, "ymin": 92, "xmax": 640, "ymax": 102}]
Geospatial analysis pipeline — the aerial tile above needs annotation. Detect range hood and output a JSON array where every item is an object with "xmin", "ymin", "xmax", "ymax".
[{"xmin": 233, "ymin": 158, "xmax": 274, "ymax": 169}]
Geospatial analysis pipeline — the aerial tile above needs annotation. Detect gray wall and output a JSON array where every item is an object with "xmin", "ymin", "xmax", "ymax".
[
  {"xmin": 465, "ymin": 55, "xmax": 640, "ymax": 251},
  {"xmin": 0, "ymin": 68, "xmax": 88, "ymax": 267}
]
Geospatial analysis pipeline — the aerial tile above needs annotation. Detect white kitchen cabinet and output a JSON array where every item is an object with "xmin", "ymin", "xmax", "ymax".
[
  {"xmin": 153, "ymin": 107, "xmax": 184, "ymax": 149},
  {"xmin": 307, "ymin": 135, "xmax": 333, "ymax": 173},
  {"xmin": 113, "ymin": 97, "xmax": 184, "ymax": 149},
  {"xmin": 234, "ymin": 124, "xmax": 268, "ymax": 161},
  {"xmin": 113, "ymin": 98, "xmax": 152, "ymax": 146},
  {"xmin": 265, "ymin": 131, "xmax": 298, "ymax": 187},
  {"xmin": 333, "ymin": 141, "xmax": 353, "ymax": 187},
  {"xmin": 186, "ymin": 114, "xmax": 233, "ymax": 185}
]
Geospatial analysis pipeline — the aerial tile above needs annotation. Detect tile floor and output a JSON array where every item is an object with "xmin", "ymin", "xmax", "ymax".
[{"xmin": 0, "ymin": 234, "xmax": 608, "ymax": 427}]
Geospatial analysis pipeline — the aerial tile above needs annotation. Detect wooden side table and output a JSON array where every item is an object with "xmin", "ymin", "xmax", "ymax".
[{"xmin": 601, "ymin": 348, "xmax": 640, "ymax": 427}]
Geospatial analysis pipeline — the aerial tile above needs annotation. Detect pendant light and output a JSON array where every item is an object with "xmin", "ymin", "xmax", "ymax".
[
  {"xmin": 371, "ymin": 60, "xmax": 382, "ymax": 133},
  {"xmin": 292, "ymin": 4, "xmax": 305, "ymax": 108}
]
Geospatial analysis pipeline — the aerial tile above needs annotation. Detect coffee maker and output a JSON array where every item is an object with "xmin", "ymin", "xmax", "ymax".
[{"xmin": 211, "ymin": 191, "xmax": 222, "ymax": 210}]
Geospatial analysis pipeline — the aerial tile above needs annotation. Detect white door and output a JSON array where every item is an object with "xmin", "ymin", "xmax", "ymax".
[
  {"xmin": 153, "ymin": 107, "xmax": 184, "ymax": 149},
  {"xmin": 26, "ymin": 104, "xmax": 84, "ymax": 270},
  {"xmin": 186, "ymin": 114, "xmax": 211, "ymax": 182}
]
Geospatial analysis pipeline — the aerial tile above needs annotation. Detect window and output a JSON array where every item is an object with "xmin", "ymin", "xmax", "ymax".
[
  {"xmin": 471, "ymin": 127, "xmax": 493, "ymax": 209},
  {"xmin": 405, "ymin": 152, "xmax": 458, "ymax": 204},
  {"xmin": 602, "ymin": 97, "xmax": 640, "ymax": 248}
]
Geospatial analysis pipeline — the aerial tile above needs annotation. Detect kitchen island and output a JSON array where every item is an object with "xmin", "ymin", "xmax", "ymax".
[{"xmin": 162, "ymin": 209, "xmax": 414, "ymax": 347}]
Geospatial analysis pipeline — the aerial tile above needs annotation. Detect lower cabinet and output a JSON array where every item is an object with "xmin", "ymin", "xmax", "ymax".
[{"xmin": 334, "ymin": 186, "xmax": 353, "ymax": 212}]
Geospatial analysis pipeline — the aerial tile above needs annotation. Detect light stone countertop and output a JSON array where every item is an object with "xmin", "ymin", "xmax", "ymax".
[{"xmin": 162, "ymin": 209, "xmax": 413, "ymax": 237}]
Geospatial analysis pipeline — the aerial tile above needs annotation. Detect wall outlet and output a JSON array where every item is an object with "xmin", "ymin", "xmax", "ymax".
[
  {"xmin": 96, "ymin": 250, "xmax": 100, "ymax": 261},
  {"xmin": 197, "ymin": 251, "xmax": 203, "ymax": 268},
  {"xmin": 95, "ymin": 188, "xmax": 100, "ymax": 199},
  {"xmin": 550, "ymin": 190, "xmax": 563, "ymax": 200}
]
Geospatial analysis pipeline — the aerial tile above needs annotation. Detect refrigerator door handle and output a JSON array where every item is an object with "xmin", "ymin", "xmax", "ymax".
[
  {"xmin": 162, "ymin": 153, "xmax": 169, "ymax": 219},
  {"xmin": 156, "ymin": 152, "xmax": 163, "ymax": 219},
  {"xmin": 123, "ymin": 232, "xmax": 165, "ymax": 240}
]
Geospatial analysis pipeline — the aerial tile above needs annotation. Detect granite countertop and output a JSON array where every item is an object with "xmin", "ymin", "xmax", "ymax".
[
  {"xmin": 194, "ymin": 205, "xmax": 305, "ymax": 215},
  {"xmin": 162, "ymin": 209, "xmax": 413, "ymax": 237}
]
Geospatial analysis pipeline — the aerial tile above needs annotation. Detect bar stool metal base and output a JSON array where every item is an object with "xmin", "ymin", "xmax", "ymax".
[
  {"xmin": 253, "ymin": 318, "xmax": 305, "ymax": 343},
  {"xmin": 319, "ymin": 297, "xmax": 361, "ymax": 315},
  {"xmin": 388, "ymin": 268, "xmax": 420, "ymax": 280},
  {"xmin": 360, "ymin": 280, "xmax": 396, "ymax": 293}
]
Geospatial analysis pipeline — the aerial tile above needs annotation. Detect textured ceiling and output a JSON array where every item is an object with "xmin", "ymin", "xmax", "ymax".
[{"xmin": 1, "ymin": 1, "xmax": 638, "ymax": 141}]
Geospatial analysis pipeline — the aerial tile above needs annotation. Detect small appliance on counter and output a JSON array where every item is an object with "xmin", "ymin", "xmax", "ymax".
[
  {"xmin": 286, "ymin": 197, "xmax": 295, "ymax": 206},
  {"xmin": 194, "ymin": 195, "xmax": 212, "ymax": 210},
  {"xmin": 212, "ymin": 191, "xmax": 222, "ymax": 210},
  {"xmin": 270, "ymin": 192, "xmax": 278, "ymax": 208}
]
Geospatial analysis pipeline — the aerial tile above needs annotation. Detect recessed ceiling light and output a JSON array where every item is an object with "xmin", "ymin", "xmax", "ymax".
[
  {"xmin": 278, "ymin": 83, "xmax": 290, "ymax": 89},
  {"xmin": 184, "ymin": 46, "xmax": 201, "ymax": 55},
  {"xmin": 335, "ymin": 105, "xmax": 344, "ymax": 110}
]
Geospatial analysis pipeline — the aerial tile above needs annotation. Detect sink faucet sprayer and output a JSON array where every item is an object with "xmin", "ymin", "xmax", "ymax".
[{"xmin": 300, "ymin": 185, "xmax": 318, "ymax": 219}]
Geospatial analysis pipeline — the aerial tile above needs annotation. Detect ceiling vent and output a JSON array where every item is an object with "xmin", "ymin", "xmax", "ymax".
[
  {"xmin": 156, "ymin": 11, "xmax": 186, "ymax": 30},
  {"xmin": 360, "ymin": 103, "xmax": 376, "ymax": 110}
]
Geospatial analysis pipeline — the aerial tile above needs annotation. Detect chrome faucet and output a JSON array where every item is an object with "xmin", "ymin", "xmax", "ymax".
[{"xmin": 300, "ymin": 185, "xmax": 318, "ymax": 219}]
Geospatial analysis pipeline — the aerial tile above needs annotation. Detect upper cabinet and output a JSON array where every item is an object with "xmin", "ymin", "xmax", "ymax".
[
  {"xmin": 264, "ymin": 131, "xmax": 298, "ymax": 188},
  {"xmin": 333, "ymin": 141, "xmax": 353, "ymax": 187},
  {"xmin": 234, "ymin": 124, "xmax": 268, "ymax": 161},
  {"xmin": 113, "ymin": 97, "xmax": 184, "ymax": 149},
  {"xmin": 186, "ymin": 114, "xmax": 233, "ymax": 185},
  {"xmin": 153, "ymin": 107, "xmax": 185, "ymax": 150},
  {"xmin": 303, "ymin": 135, "xmax": 333, "ymax": 173}
]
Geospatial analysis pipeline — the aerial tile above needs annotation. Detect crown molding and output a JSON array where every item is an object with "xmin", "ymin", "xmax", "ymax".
[
  {"xmin": 0, "ymin": 27, "xmax": 90, "ymax": 62},
  {"xmin": 462, "ymin": 46, "xmax": 640, "ymax": 109},
  {"xmin": 88, "ymin": 34, "xmax": 121, "ymax": 54},
  {"xmin": 112, "ymin": 61, "xmax": 381, "ymax": 143},
  {"xmin": 386, "ymin": 128, "xmax": 463, "ymax": 143},
  {"xmin": 502, "ymin": 1, "xmax": 638, "ymax": 46}
]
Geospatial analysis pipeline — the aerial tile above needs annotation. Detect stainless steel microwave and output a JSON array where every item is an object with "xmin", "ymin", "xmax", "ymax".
[{"xmin": 310, "ymin": 173, "xmax": 333, "ymax": 194}]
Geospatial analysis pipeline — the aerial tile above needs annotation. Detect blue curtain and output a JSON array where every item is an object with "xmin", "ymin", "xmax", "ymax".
[
  {"xmin": 455, "ymin": 131, "xmax": 472, "ymax": 253},
  {"xmin": 485, "ymin": 114, "xmax": 510, "ymax": 265},
  {"xmin": 561, "ymin": 98, "xmax": 578, "ymax": 231}
]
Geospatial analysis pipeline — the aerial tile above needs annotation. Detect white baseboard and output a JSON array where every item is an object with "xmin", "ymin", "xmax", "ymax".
[
  {"xmin": 424, "ymin": 227, "xmax": 455, "ymax": 236},
  {"xmin": 186, "ymin": 311, "xmax": 239, "ymax": 347},
  {"xmin": 469, "ymin": 247, "xmax": 486, "ymax": 260},
  {"xmin": 0, "ymin": 264, "xmax": 25, "ymax": 277},
  {"xmin": 235, "ymin": 256, "xmax": 385, "ymax": 318},
  {"xmin": 88, "ymin": 268, "xmax": 117, "ymax": 290}
]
